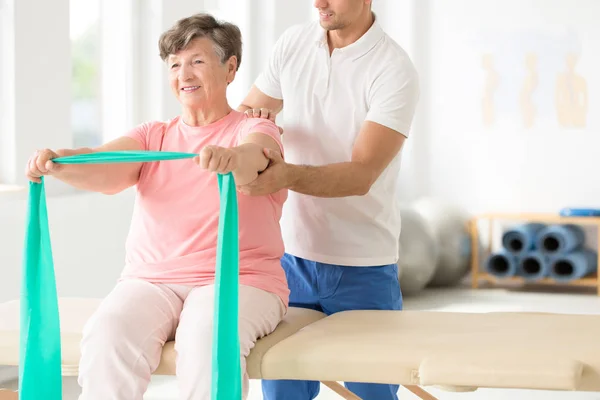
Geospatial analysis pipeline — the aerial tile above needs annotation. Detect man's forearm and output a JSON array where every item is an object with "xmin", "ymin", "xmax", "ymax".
[{"xmin": 285, "ymin": 162, "xmax": 374, "ymax": 197}]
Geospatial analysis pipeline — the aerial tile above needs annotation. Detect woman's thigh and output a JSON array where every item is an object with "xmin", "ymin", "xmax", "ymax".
[
  {"xmin": 81, "ymin": 279, "xmax": 184, "ymax": 363},
  {"xmin": 175, "ymin": 284, "xmax": 285, "ymax": 357}
]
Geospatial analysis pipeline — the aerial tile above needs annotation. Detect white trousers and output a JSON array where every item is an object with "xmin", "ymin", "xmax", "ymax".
[{"xmin": 77, "ymin": 279, "xmax": 286, "ymax": 400}]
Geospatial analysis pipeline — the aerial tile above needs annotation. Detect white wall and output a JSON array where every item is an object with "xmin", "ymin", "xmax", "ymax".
[
  {"xmin": 422, "ymin": 0, "xmax": 600, "ymax": 214},
  {"xmin": 0, "ymin": 191, "xmax": 135, "ymax": 303},
  {"xmin": 0, "ymin": 1, "xmax": 417, "ymax": 302}
]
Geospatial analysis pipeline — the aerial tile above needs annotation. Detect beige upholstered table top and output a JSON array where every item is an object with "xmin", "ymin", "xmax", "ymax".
[
  {"xmin": 259, "ymin": 309, "xmax": 600, "ymax": 392},
  {"xmin": 2, "ymin": 298, "xmax": 600, "ymax": 393}
]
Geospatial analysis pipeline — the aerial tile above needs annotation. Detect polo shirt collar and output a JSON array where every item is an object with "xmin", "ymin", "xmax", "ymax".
[{"xmin": 314, "ymin": 13, "xmax": 384, "ymax": 60}]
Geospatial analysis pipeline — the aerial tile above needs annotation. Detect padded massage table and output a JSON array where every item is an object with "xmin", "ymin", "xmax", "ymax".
[{"xmin": 2, "ymin": 299, "xmax": 600, "ymax": 399}]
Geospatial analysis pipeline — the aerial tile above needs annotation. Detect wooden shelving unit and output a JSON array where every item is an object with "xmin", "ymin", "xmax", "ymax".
[{"xmin": 469, "ymin": 212, "xmax": 600, "ymax": 296}]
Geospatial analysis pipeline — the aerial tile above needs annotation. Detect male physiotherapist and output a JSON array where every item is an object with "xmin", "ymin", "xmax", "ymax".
[{"xmin": 238, "ymin": 1, "xmax": 419, "ymax": 399}]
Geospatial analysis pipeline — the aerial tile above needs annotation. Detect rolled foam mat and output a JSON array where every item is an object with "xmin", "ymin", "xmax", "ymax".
[
  {"xmin": 549, "ymin": 249, "xmax": 598, "ymax": 282},
  {"xmin": 560, "ymin": 208, "xmax": 600, "ymax": 217},
  {"xmin": 516, "ymin": 251, "xmax": 550, "ymax": 281},
  {"xmin": 501, "ymin": 223, "xmax": 545, "ymax": 255},
  {"xmin": 485, "ymin": 250, "xmax": 518, "ymax": 278},
  {"xmin": 536, "ymin": 224, "xmax": 585, "ymax": 255}
]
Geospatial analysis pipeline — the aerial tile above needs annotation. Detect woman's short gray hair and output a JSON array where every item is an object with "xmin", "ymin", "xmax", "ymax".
[{"xmin": 158, "ymin": 13, "xmax": 242, "ymax": 71}]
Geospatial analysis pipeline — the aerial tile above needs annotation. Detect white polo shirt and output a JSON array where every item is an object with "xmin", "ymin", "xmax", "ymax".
[{"xmin": 254, "ymin": 17, "xmax": 419, "ymax": 266}]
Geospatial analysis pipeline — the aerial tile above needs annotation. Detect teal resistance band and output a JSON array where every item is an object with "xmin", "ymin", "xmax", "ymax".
[{"xmin": 20, "ymin": 151, "xmax": 241, "ymax": 400}]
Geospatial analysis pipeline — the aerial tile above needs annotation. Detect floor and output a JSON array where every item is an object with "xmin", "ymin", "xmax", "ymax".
[{"xmin": 4, "ymin": 284, "xmax": 600, "ymax": 399}]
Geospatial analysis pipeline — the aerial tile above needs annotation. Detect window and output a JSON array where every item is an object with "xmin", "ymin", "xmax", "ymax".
[
  {"xmin": 0, "ymin": 0, "xmax": 135, "ymax": 188},
  {"xmin": 71, "ymin": 0, "xmax": 136, "ymax": 148},
  {"xmin": 70, "ymin": 0, "xmax": 102, "ymax": 148}
]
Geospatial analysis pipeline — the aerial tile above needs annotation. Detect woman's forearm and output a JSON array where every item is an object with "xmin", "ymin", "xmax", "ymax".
[
  {"xmin": 48, "ymin": 137, "xmax": 144, "ymax": 194},
  {"xmin": 232, "ymin": 143, "xmax": 270, "ymax": 186}
]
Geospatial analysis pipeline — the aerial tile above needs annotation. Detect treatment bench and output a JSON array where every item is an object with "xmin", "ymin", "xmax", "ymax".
[{"xmin": 2, "ymin": 298, "xmax": 600, "ymax": 399}]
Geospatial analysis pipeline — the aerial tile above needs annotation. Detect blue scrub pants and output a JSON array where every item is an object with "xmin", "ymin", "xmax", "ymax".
[{"xmin": 261, "ymin": 253, "xmax": 403, "ymax": 400}]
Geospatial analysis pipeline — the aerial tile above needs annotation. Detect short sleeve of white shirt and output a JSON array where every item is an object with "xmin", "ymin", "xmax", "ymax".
[
  {"xmin": 366, "ymin": 64, "xmax": 420, "ymax": 137},
  {"xmin": 254, "ymin": 28, "xmax": 295, "ymax": 100}
]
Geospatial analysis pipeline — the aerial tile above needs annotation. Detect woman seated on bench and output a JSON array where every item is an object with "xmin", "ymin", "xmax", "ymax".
[{"xmin": 25, "ymin": 13, "xmax": 289, "ymax": 400}]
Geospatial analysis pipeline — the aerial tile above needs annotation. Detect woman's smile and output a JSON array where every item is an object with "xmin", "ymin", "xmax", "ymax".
[{"xmin": 181, "ymin": 85, "xmax": 200, "ymax": 93}]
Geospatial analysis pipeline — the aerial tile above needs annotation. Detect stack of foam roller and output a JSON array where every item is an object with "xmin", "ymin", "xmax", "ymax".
[{"xmin": 485, "ymin": 223, "xmax": 598, "ymax": 282}]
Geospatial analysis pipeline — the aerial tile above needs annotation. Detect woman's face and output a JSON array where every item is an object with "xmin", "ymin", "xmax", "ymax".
[{"xmin": 167, "ymin": 37, "xmax": 236, "ymax": 110}]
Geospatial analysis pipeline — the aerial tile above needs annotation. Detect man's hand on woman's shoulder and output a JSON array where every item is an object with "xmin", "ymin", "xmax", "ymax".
[{"xmin": 244, "ymin": 108, "xmax": 283, "ymax": 135}]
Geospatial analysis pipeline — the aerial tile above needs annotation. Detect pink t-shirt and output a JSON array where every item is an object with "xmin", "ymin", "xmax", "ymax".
[{"xmin": 120, "ymin": 110, "xmax": 290, "ymax": 306}]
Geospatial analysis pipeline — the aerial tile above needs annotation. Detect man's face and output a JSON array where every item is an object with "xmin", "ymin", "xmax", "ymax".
[{"xmin": 314, "ymin": 0, "xmax": 370, "ymax": 31}]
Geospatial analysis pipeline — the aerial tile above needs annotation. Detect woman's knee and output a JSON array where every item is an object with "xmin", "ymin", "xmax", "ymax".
[
  {"xmin": 174, "ymin": 318, "xmax": 213, "ymax": 359},
  {"xmin": 81, "ymin": 309, "xmax": 139, "ymax": 355},
  {"xmin": 175, "ymin": 321, "xmax": 251, "ymax": 399},
  {"xmin": 173, "ymin": 321, "xmax": 215, "ymax": 397}
]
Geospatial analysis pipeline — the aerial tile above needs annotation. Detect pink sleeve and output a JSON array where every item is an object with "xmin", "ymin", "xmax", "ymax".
[
  {"xmin": 124, "ymin": 122, "xmax": 150, "ymax": 150},
  {"xmin": 237, "ymin": 118, "xmax": 284, "ymax": 156}
]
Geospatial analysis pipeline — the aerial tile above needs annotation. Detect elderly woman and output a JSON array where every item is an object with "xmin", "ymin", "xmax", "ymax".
[{"xmin": 25, "ymin": 13, "xmax": 289, "ymax": 400}]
